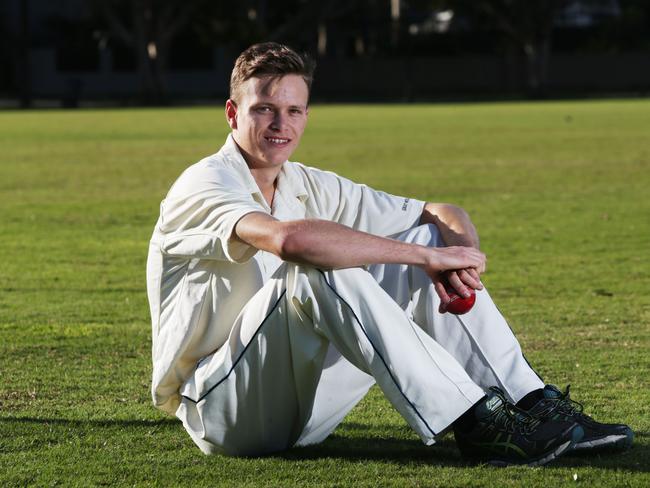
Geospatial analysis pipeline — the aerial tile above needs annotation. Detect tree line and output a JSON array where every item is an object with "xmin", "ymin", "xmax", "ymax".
[{"xmin": 6, "ymin": 0, "xmax": 649, "ymax": 106}]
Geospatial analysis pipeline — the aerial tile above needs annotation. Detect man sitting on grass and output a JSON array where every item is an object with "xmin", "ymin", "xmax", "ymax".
[{"xmin": 146, "ymin": 42, "xmax": 633, "ymax": 466}]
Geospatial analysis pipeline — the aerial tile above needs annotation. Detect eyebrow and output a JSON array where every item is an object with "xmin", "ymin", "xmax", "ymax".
[{"xmin": 251, "ymin": 102, "xmax": 306, "ymax": 110}]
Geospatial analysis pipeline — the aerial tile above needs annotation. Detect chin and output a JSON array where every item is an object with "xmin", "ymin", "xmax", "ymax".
[
  {"xmin": 265, "ymin": 151, "xmax": 293, "ymax": 166},
  {"xmin": 269, "ymin": 157, "xmax": 289, "ymax": 166}
]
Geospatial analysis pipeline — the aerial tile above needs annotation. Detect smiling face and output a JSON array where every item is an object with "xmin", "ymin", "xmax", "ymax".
[{"xmin": 226, "ymin": 74, "xmax": 309, "ymax": 170}]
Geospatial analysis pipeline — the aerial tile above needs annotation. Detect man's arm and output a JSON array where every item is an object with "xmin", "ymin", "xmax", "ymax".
[{"xmin": 234, "ymin": 212, "xmax": 486, "ymax": 306}]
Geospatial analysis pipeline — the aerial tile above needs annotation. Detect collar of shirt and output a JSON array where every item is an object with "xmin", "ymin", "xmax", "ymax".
[{"xmin": 220, "ymin": 134, "xmax": 309, "ymax": 212}]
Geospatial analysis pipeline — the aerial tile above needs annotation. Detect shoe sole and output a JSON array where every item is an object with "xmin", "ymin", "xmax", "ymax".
[
  {"xmin": 573, "ymin": 429, "xmax": 634, "ymax": 451},
  {"xmin": 488, "ymin": 424, "xmax": 584, "ymax": 467}
]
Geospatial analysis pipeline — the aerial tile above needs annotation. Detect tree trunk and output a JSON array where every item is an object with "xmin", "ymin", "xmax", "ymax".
[
  {"xmin": 152, "ymin": 38, "xmax": 170, "ymax": 105},
  {"xmin": 18, "ymin": 0, "xmax": 32, "ymax": 108},
  {"xmin": 476, "ymin": 0, "xmax": 557, "ymax": 98},
  {"xmin": 523, "ymin": 33, "xmax": 551, "ymax": 98},
  {"xmin": 131, "ymin": 0, "xmax": 168, "ymax": 105}
]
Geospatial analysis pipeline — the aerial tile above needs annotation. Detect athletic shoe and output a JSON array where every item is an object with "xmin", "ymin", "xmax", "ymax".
[
  {"xmin": 527, "ymin": 385, "xmax": 634, "ymax": 451},
  {"xmin": 454, "ymin": 387, "xmax": 583, "ymax": 467}
]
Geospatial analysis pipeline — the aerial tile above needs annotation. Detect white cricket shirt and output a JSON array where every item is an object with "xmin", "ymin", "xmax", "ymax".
[{"xmin": 147, "ymin": 134, "xmax": 425, "ymax": 414}]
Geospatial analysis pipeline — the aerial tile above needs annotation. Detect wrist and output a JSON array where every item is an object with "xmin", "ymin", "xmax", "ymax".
[{"xmin": 417, "ymin": 245, "xmax": 440, "ymax": 271}]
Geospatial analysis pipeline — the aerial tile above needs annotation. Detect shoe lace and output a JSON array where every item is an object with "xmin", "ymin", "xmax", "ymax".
[
  {"xmin": 554, "ymin": 385, "xmax": 591, "ymax": 420},
  {"xmin": 490, "ymin": 392, "xmax": 541, "ymax": 435}
]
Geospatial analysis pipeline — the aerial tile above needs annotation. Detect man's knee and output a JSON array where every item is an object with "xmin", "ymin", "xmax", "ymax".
[{"xmin": 396, "ymin": 224, "xmax": 444, "ymax": 247}]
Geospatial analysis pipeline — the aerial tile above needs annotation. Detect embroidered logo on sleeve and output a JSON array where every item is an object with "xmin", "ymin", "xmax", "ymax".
[{"xmin": 401, "ymin": 198, "xmax": 410, "ymax": 211}]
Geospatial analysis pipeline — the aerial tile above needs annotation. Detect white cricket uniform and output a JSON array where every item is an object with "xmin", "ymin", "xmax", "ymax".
[{"xmin": 146, "ymin": 135, "xmax": 544, "ymax": 456}]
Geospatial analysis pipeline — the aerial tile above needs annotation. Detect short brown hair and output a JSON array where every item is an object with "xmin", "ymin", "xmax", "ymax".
[{"xmin": 229, "ymin": 42, "xmax": 316, "ymax": 104}]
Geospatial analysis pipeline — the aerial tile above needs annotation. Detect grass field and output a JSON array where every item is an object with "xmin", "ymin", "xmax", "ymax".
[{"xmin": 1, "ymin": 100, "xmax": 649, "ymax": 486}]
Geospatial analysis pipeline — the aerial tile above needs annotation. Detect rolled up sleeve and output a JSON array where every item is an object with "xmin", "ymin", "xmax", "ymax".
[{"xmin": 158, "ymin": 172, "xmax": 267, "ymax": 263}]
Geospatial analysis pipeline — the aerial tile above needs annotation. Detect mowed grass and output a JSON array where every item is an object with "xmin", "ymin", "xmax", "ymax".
[{"xmin": 0, "ymin": 100, "xmax": 649, "ymax": 486}]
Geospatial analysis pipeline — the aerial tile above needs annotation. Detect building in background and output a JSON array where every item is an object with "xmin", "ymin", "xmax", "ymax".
[{"xmin": 1, "ymin": 0, "xmax": 648, "ymax": 107}]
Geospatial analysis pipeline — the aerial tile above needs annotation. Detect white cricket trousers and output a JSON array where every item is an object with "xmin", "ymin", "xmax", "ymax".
[{"xmin": 176, "ymin": 224, "xmax": 544, "ymax": 456}]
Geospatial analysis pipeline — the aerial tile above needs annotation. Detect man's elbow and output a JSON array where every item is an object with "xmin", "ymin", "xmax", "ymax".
[{"xmin": 276, "ymin": 229, "xmax": 308, "ymax": 262}]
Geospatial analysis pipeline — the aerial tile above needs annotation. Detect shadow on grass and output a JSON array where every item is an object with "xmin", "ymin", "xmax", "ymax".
[
  {"xmin": 0, "ymin": 416, "xmax": 177, "ymax": 428},
  {"xmin": 279, "ymin": 424, "xmax": 650, "ymax": 471},
  {"xmin": 2, "ymin": 416, "xmax": 648, "ymax": 471},
  {"xmin": 284, "ymin": 433, "xmax": 466, "ymax": 467}
]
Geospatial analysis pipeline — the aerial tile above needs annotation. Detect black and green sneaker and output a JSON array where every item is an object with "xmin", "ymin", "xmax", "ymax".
[
  {"xmin": 527, "ymin": 385, "xmax": 634, "ymax": 451},
  {"xmin": 454, "ymin": 387, "xmax": 583, "ymax": 467}
]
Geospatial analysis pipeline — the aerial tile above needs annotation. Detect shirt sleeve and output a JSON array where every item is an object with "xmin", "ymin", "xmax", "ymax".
[
  {"xmin": 303, "ymin": 166, "xmax": 426, "ymax": 237},
  {"xmin": 157, "ymin": 165, "xmax": 267, "ymax": 263}
]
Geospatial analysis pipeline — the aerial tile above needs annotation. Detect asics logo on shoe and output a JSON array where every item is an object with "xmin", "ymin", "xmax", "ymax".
[{"xmin": 486, "ymin": 396, "xmax": 503, "ymax": 411}]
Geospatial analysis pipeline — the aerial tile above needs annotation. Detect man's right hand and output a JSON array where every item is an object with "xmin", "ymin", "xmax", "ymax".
[{"xmin": 420, "ymin": 246, "xmax": 486, "ymax": 310}]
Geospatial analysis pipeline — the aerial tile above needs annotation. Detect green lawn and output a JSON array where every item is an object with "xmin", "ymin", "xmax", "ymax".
[{"xmin": 1, "ymin": 100, "xmax": 649, "ymax": 486}]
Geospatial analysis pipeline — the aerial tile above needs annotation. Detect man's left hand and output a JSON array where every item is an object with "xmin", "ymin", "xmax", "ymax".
[{"xmin": 438, "ymin": 268, "xmax": 484, "ymax": 313}]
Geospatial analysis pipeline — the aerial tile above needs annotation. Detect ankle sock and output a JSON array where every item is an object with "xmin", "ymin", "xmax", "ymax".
[
  {"xmin": 453, "ymin": 395, "xmax": 487, "ymax": 433},
  {"xmin": 516, "ymin": 388, "xmax": 544, "ymax": 410}
]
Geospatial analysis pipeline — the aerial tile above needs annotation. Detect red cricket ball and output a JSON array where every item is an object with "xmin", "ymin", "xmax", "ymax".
[{"xmin": 445, "ymin": 288, "xmax": 476, "ymax": 315}]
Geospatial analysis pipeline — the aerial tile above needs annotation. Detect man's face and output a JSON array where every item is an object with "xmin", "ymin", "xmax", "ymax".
[{"xmin": 226, "ymin": 74, "xmax": 309, "ymax": 169}]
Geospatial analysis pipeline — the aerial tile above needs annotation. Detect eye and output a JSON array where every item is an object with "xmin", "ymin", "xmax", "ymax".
[
  {"xmin": 289, "ymin": 108, "xmax": 304, "ymax": 115},
  {"xmin": 256, "ymin": 106, "xmax": 272, "ymax": 113}
]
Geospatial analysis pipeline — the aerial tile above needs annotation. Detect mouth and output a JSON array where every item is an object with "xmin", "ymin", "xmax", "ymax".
[{"xmin": 264, "ymin": 136, "xmax": 291, "ymax": 146}]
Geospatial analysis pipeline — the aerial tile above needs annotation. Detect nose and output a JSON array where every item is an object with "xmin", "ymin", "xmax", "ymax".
[{"xmin": 270, "ymin": 111, "xmax": 286, "ymax": 131}]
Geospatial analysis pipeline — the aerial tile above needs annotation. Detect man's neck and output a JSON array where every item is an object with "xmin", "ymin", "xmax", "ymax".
[
  {"xmin": 232, "ymin": 138, "xmax": 282, "ymax": 207},
  {"xmin": 249, "ymin": 166, "xmax": 280, "ymax": 208}
]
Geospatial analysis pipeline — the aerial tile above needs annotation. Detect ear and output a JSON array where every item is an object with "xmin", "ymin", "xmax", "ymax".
[{"xmin": 225, "ymin": 99, "xmax": 238, "ymax": 130}]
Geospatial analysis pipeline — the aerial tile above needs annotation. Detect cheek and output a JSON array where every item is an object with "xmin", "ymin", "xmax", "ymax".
[{"xmin": 291, "ymin": 119, "xmax": 307, "ymax": 135}]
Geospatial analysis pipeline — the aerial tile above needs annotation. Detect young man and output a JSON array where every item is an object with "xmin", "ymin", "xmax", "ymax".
[{"xmin": 146, "ymin": 42, "xmax": 633, "ymax": 465}]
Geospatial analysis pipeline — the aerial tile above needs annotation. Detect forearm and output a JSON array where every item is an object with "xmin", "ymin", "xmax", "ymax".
[
  {"xmin": 420, "ymin": 202, "xmax": 480, "ymax": 249},
  {"xmin": 277, "ymin": 219, "xmax": 431, "ymax": 269},
  {"xmin": 235, "ymin": 212, "xmax": 485, "ymax": 289},
  {"xmin": 277, "ymin": 219, "xmax": 486, "ymax": 306}
]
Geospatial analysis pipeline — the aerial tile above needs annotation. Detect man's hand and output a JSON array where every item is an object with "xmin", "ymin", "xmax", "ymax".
[
  {"xmin": 419, "ymin": 245, "xmax": 486, "ymax": 311},
  {"xmin": 419, "ymin": 202, "xmax": 488, "ymax": 311},
  {"xmin": 437, "ymin": 268, "xmax": 484, "ymax": 313}
]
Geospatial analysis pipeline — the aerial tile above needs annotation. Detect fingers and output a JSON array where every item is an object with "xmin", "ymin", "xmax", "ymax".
[
  {"xmin": 449, "ymin": 268, "xmax": 483, "ymax": 295},
  {"xmin": 437, "ymin": 268, "xmax": 485, "ymax": 314},
  {"xmin": 434, "ymin": 280, "xmax": 450, "ymax": 313},
  {"xmin": 444, "ymin": 246, "xmax": 487, "ymax": 273},
  {"xmin": 446, "ymin": 271, "xmax": 471, "ymax": 298},
  {"xmin": 425, "ymin": 246, "xmax": 487, "ymax": 313},
  {"xmin": 469, "ymin": 267, "xmax": 482, "ymax": 281},
  {"xmin": 461, "ymin": 268, "xmax": 483, "ymax": 290},
  {"xmin": 462, "ymin": 246, "xmax": 486, "ymax": 265}
]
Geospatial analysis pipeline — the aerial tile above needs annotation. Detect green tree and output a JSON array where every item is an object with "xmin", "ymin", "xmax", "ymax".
[
  {"xmin": 92, "ymin": 0, "xmax": 207, "ymax": 104},
  {"xmin": 423, "ymin": 0, "xmax": 571, "ymax": 97}
]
